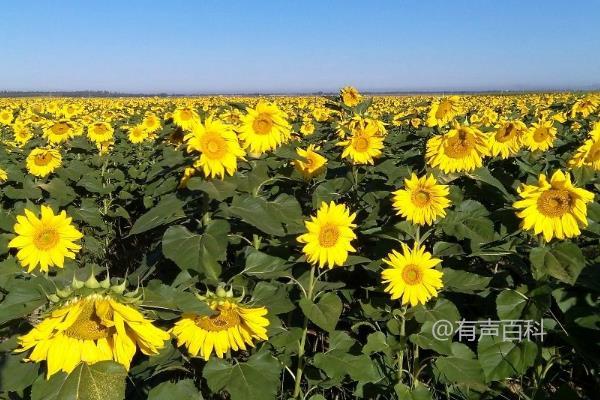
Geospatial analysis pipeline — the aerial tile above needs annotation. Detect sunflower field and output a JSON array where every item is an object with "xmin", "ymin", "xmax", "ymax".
[{"xmin": 0, "ymin": 89, "xmax": 599, "ymax": 399}]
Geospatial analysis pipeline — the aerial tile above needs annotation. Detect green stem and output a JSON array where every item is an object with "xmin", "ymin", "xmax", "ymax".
[
  {"xmin": 396, "ymin": 306, "xmax": 407, "ymax": 384},
  {"xmin": 293, "ymin": 265, "xmax": 316, "ymax": 399}
]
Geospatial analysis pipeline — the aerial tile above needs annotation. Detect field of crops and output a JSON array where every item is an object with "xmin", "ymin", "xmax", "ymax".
[{"xmin": 0, "ymin": 88, "xmax": 598, "ymax": 399}]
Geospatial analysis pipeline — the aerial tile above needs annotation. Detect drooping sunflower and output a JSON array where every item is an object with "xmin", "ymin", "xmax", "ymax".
[
  {"xmin": 184, "ymin": 117, "xmax": 245, "ymax": 179},
  {"xmin": 297, "ymin": 202, "xmax": 357, "ymax": 269},
  {"xmin": 525, "ymin": 119, "xmax": 556, "ymax": 151},
  {"xmin": 8, "ymin": 205, "xmax": 83, "ymax": 272},
  {"xmin": 513, "ymin": 170, "xmax": 594, "ymax": 242},
  {"xmin": 294, "ymin": 145, "xmax": 327, "ymax": 179},
  {"xmin": 87, "ymin": 121, "xmax": 114, "ymax": 143},
  {"xmin": 171, "ymin": 287, "xmax": 269, "ymax": 361},
  {"xmin": 238, "ymin": 101, "xmax": 291, "ymax": 154},
  {"xmin": 340, "ymin": 86, "xmax": 362, "ymax": 107},
  {"xmin": 426, "ymin": 96, "xmax": 463, "ymax": 127},
  {"xmin": 26, "ymin": 148, "xmax": 62, "ymax": 177},
  {"xmin": 489, "ymin": 120, "xmax": 527, "ymax": 158},
  {"xmin": 425, "ymin": 124, "xmax": 490, "ymax": 173},
  {"xmin": 338, "ymin": 122, "xmax": 384, "ymax": 165},
  {"xmin": 172, "ymin": 106, "xmax": 200, "ymax": 131},
  {"xmin": 392, "ymin": 174, "xmax": 451, "ymax": 225},
  {"xmin": 568, "ymin": 125, "xmax": 600, "ymax": 170},
  {"xmin": 128, "ymin": 124, "xmax": 149, "ymax": 143},
  {"xmin": 381, "ymin": 242, "xmax": 443, "ymax": 307},
  {"xmin": 43, "ymin": 120, "xmax": 81, "ymax": 144},
  {"xmin": 15, "ymin": 276, "xmax": 169, "ymax": 378}
]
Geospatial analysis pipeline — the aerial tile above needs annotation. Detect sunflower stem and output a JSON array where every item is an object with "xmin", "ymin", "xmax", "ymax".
[
  {"xmin": 293, "ymin": 264, "xmax": 316, "ymax": 399},
  {"xmin": 396, "ymin": 305, "xmax": 407, "ymax": 384}
]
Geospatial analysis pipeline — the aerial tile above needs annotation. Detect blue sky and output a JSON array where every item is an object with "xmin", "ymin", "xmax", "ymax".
[{"xmin": 1, "ymin": 0, "xmax": 599, "ymax": 93}]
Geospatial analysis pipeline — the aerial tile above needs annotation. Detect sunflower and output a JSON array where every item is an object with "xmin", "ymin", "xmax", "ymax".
[
  {"xmin": 26, "ymin": 148, "xmax": 62, "ymax": 177},
  {"xmin": 172, "ymin": 106, "xmax": 200, "ymax": 131},
  {"xmin": 171, "ymin": 287, "xmax": 269, "ymax": 361},
  {"xmin": 299, "ymin": 118, "xmax": 315, "ymax": 136},
  {"xmin": 570, "ymin": 96, "xmax": 598, "ymax": 118},
  {"xmin": 0, "ymin": 167, "xmax": 7, "ymax": 183},
  {"xmin": 526, "ymin": 119, "xmax": 556, "ymax": 151},
  {"xmin": 15, "ymin": 282, "xmax": 169, "ymax": 378},
  {"xmin": 381, "ymin": 242, "xmax": 443, "ymax": 307},
  {"xmin": 43, "ymin": 120, "xmax": 81, "ymax": 144},
  {"xmin": 338, "ymin": 122, "xmax": 384, "ymax": 165},
  {"xmin": 513, "ymin": 170, "xmax": 594, "ymax": 242},
  {"xmin": 425, "ymin": 124, "xmax": 490, "ymax": 173},
  {"xmin": 13, "ymin": 123, "xmax": 34, "ymax": 146},
  {"xmin": 0, "ymin": 109, "xmax": 14, "ymax": 125},
  {"xmin": 8, "ymin": 205, "xmax": 83, "ymax": 272},
  {"xmin": 297, "ymin": 202, "xmax": 357, "ymax": 269},
  {"xmin": 426, "ymin": 96, "xmax": 463, "ymax": 127},
  {"xmin": 392, "ymin": 174, "xmax": 451, "ymax": 225},
  {"xmin": 238, "ymin": 101, "xmax": 291, "ymax": 154},
  {"xmin": 142, "ymin": 113, "xmax": 161, "ymax": 133},
  {"xmin": 184, "ymin": 117, "xmax": 245, "ymax": 179},
  {"xmin": 87, "ymin": 121, "xmax": 114, "ymax": 143},
  {"xmin": 128, "ymin": 124, "xmax": 149, "ymax": 143},
  {"xmin": 294, "ymin": 145, "xmax": 327, "ymax": 179},
  {"xmin": 568, "ymin": 126, "xmax": 600, "ymax": 170},
  {"xmin": 489, "ymin": 120, "xmax": 527, "ymax": 158},
  {"xmin": 340, "ymin": 86, "xmax": 362, "ymax": 107}
]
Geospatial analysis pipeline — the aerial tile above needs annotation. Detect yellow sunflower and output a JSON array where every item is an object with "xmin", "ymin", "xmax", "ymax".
[
  {"xmin": 526, "ymin": 119, "xmax": 556, "ymax": 151},
  {"xmin": 426, "ymin": 96, "xmax": 463, "ymax": 127},
  {"xmin": 238, "ymin": 101, "xmax": 291, "ymax": 154},
  {"xmin": 338, "ymin": 122, "xmax": 384, "ymax": 165},
  {"xmin": 172, "ymin": 106, "xmax": 200, "ymax": 131},
  {"xmin": 0, "ymin": 167, "xmax": 7, "ymax": 183},
  {"xmin": 87, "ymin": 121, "xmax": 114, "ymax": 143},
  {"xmin": 128, "ymin": 124, "xmax": 149, "ymax": 143},
  {"xmin": 184, "ymin": 117, "xmax": 245, "ymax": 179},
  {"xmin": 513, "ymin": 170, "xmax": 594, "ymax": 242},
  {"xmin": 392, "ymin": 174, "xmax": 451, "ymax": 225},
  {"xmin": 26, "ymin": 148, "xmax": 62, "ymax": 177},
  {"xmin": 425, "ymin": 124, "xmax": 490, "ymax": 173},
  {"xmin": 13, "ymin": 123, "xmax": 34, "ymax": 146},
  {"xmin": 568, "ymin": 126, "xmax": 600, "ymax": 170},
  {"xmin": 16, "ymin": 288, "xmax": 169, "ymax": 378},
  {"xmin": 570, "ymin": 96, "xmax": 598, "ymax": 118},
  {"xmin": 8, "ymin": 205, "xmax": 83, "ymax": 272},
  {"xmin": 340, "ymin": 86, "xmax": 362, "ymax": 107},
  {"xmin": 43, "ymin": 120, "xmax": 81, "ymax": 144},
  {"xmin": 0, "ymin": 108, "xmax": 14, "ymax": 125},
  {"xmin": 294, "ymin": 145, "xmax": 327, "ymax": 179},
  {"xmin": 171, "ymin": 287, "xmax": 269, "ymax": 361},
  {"xmin": 381, "ymin": 242, "xmax": 443, "ymax": 307},
  {"xmin": 299, "ymin": 118, "xmax": 315, "ymax": 136},
  {"xmin": 142, "ymin": 113, "xmax": 161, "ymax": 133},
  {"xmin": 297, "ymin": 202, "xmax": 357, "ymax": 269},
  {"xmin": 489, "ymin": 120, "xmax": 527, "ymax": 158}
]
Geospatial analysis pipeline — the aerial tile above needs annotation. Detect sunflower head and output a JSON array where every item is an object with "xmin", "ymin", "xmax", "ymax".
[
  {"xmin": 392, "ymin": 173, "xmax": 451, "ymax": 226},
  {"xmin": 425, "ymin": 124, "xmax": 490, "ymax": 173},
  {"xmin": 340, "ymin": 86, "xmax": 362, "ymax": 107},
  {"xmin": 171, "ymin": 284, "xmax": 269, "ymax": 360},
  {"xmin": 294, "ymin": 145, "xmax": 327, "ymax": 179}
]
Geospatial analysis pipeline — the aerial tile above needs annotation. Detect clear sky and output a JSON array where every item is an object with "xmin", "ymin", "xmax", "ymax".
[{"xmin": 1, "ymin": 0, "xmax": 599, "ymax": 93}]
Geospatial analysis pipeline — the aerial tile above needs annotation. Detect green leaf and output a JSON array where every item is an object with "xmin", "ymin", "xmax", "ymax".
[
  {"xmin": 203, "ymin": 350, "xmax": 281, "ymax": 400},
  {"xmin": 468, "ymin": 167, "xmax": 511, "ymax": 198},
  {"xmin": 442, "ymin": 268, "xmax": 491, "ymax": 294},
  {"xmin": 162, "ymin": 225, "xmax": 201, "ymax": 270},
  {"xmin": 547, "ymin": 242, "xmax": 585, "ymax": 285},
  {"xmin": 299, "ymin": 292, "xmax": 342, "ymax": 332},
  {"xmin": 313, "ymin": 350, "xmax": 379, "ymax": 382},
  {"xmin": 148, "ymin": 379, "xmax": 202, "ymax": 399},
  {"xmin": 142, "ymin": 280, "xmax": 212, "ymax": 316},
  {"xmin": 229, "ymin": 196, "xmax": 285, "ymax": 236},
  {"xmin": 432, "ymin": 241, "xmax": 464, "ymax": 257},
  {"xmin": 243, "ymin": 249, "xmax": 290, "ymax": 278},
  {"xmin": 496, "ymin": 289, "xmax": 527, "ymax": 319},
  {"xmin": 186, "ymin": 177, "xmax": 237, "ymax": 201},
  {"xmin": 440, "ymin": 200, "xmax": 494, "ymax": 245},
  {"xmin": 129, "ymin": 195, "xmax": 185, "ymax": 235},
  {"xmin": 434, "ymin": 356, "xmax": 485, "ymax": 385},
  {"xmin": 0, "ymin": 352, "xmax": 39, "ymax": 392},
  {"xmin": 0, "ymin": 280, "xmax": 46, "ymax": 325},
  {"xmin": 33, "ymin": 361, "xmax": 127, "ymax": 400},
  {"xmin": 198, "ymin": 219, "xmax": 230, "ymax": 280},
  {"xmin": 477, "ymin": 336, "xmax": 538, "ymax": 382}
]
